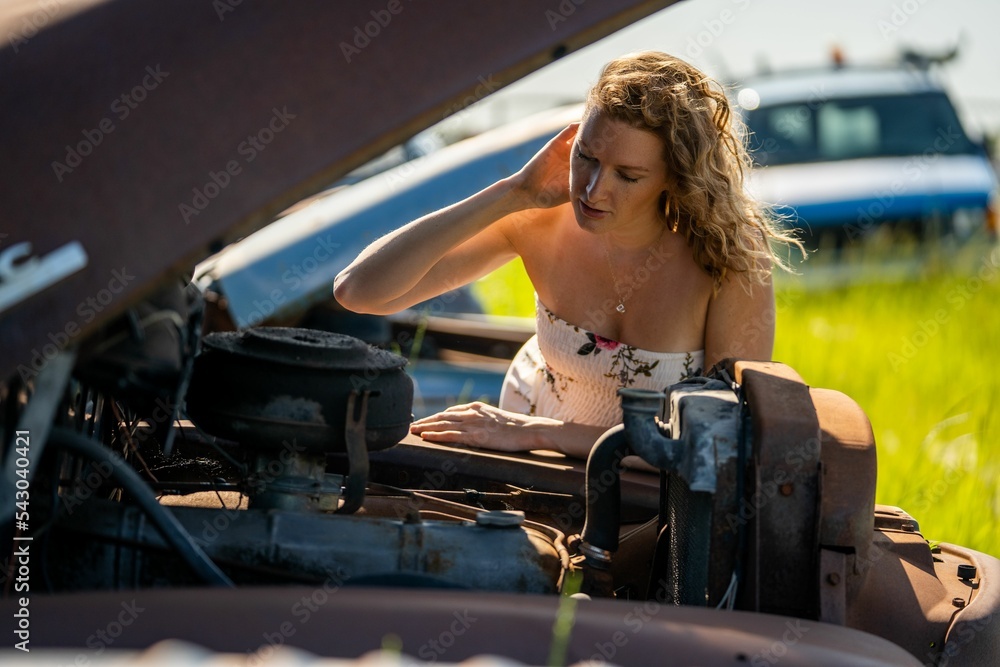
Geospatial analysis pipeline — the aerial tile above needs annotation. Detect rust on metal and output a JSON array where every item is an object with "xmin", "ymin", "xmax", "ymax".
[
  {"xmin": 0, "ymin": 586, "xmax": 924, "ymax": 665},
  {"xmin": 734, "ymin": 360, "xmax": 822, "ymax": 620}
]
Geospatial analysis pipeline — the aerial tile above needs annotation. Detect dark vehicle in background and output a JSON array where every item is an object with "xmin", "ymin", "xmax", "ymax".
[
  {"xmin": 735, "ymin": 65, "xmax": 999, "ymax": 246},
  {"xmin": 1, "ymin": 2, "xmax": 998, "ymax": 666}
]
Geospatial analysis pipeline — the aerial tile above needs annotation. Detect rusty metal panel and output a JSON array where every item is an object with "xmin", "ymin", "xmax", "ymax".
[
  {"xmin": 734, "ymin": 360, "xmax": 822, "ymax": 619},
  {"xmin": 812, "ymin": 388, "xmax": 877, "ymax": 555},
  {"xmin": 0, "ymin": 0, "xmax": 674, "ymax": 381},
  {"xmin": 847, "ymin": 511, "xmax": 1000, "ymax": 665},
  {"xmin": 820, "ymin": 548, "xmax": 848, "ymax": 625},
  {"xmin": 811, "ymin": 386, "xmax": 878, "ymax": 622},
  {"xmin": 851, "ymin": 527, "xmax": 957, "ymax": 661},
  {"xmin": 0, "ymin": 586, "xmax": 925, "ymax": 665},
  {"xmin": 367, "ymin": 434, "xmax": 661, "ymax": 526},
  {"xmin": 938, "ymin": 542, "xmax": 1000, "ymax": 666}
]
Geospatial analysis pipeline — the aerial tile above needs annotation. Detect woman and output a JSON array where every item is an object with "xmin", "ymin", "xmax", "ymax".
[{"xmin": 334, "ymin": 52, "xmax": 799, "ymax": 459}]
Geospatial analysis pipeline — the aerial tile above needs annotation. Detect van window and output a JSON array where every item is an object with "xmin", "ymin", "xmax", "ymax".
[{"xmin": 747, "ymin": 91, "xmax": 977, "ymax": 166}]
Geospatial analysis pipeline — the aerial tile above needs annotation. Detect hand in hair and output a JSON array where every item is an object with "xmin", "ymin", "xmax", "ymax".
[{"xmin": 509, "ymin": 123, "xmax": 578, "ymax": 210}]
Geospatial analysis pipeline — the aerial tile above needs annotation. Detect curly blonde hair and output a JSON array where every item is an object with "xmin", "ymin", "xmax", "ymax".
[{"xmin": 587, "ymin": 51, "xmax": 801, "ymax": 290}]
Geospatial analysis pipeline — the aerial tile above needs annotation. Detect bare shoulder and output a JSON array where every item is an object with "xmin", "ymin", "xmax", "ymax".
[
  {"xmin": 496, "ymin": 203, "xmax": 570, "ymax": 258},
  {"xmin": 703, "ymin": 258, "xmax": 775, "ymax": 368}
]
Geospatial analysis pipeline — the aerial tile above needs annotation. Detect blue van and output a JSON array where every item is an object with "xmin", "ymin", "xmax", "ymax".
[{"xmin": 734, "ymin": 66, "xmax": 998, "ymax": 245}]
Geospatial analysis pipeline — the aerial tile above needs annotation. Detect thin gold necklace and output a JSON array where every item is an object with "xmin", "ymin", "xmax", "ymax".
[{"xmin": 603, "ymin": 226, "xmax": 665, "ymax": 314}]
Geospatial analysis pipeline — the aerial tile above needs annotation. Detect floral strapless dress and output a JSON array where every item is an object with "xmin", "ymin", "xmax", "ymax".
[{"xmin": 499, "ymin": 295, "xmax": 705, "ymax": 428}]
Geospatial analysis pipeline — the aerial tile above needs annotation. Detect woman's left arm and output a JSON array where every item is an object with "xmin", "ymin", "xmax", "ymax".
[{"xmin": 703, "ymin": 265, "xmax": 775, "ymax": 370}]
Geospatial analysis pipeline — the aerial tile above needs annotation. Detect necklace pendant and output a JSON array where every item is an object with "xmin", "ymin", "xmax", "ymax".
[{"xmin": 616, "ymin": 303, "xmax": 626, "ymax": 314}]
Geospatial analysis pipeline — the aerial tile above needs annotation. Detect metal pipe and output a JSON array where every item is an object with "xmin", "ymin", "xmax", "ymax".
[
  {"xmin": 366, "ymin": 481, "xmax": 572, "ymax": 576},
  {"xmin": 619, "ymin": 388, "xmax": 682, "ymax": 470},
  {"xmin": 49, "ymin": 427, "xmax": 234, "ymax": 587}
]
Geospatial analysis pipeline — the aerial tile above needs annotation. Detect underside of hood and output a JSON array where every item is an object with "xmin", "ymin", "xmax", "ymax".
[{"xmin": 0, "ymin": 0, "xmax": 673, "ymax": 381}]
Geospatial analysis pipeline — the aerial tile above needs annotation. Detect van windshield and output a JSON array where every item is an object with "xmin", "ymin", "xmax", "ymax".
[{"xmin": 745, "ymin": 91, "xmax": 977, "ymax": 166}]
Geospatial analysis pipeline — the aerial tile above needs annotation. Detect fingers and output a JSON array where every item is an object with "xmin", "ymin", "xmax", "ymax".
[
  {"xmin": 408, "ymin": 403, "xmax": 527, "ymax": 451},
  {"xmin": 409, "ymin": 419, "xmax": 461, "ymax": 434},
  {"xmin": 550, "ymin": 124, "xmax": 578, "ymax": 157},
  {"xmin": 410, "ymin": 414, "xmax": 443, "ymax": 426},
  {"xmin": 410, "ymin": 407, "xmax": 491, "ymax": 447},
  {"xmin": 410, "ymin": 408, "xmax": 482, "ymax": 435},
  {"xmin": 414, "ymin": 430, "xmax": 469, "ymax": 444},
  {"xmin": 410, "ymin": 405, "xmax": 481, "ymax": 426},
  {"xmin": 410, "ymin": 418, "xmax": 479, "ymax": 446},
  {"xmin": 557, "ymin": 123, "xmax": 579, "ymax": 142}
]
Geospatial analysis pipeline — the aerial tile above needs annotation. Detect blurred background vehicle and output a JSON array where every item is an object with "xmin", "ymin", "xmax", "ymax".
[{"xmin": 734, "ymin": 56, "xmax": 999, "ymax": 249}]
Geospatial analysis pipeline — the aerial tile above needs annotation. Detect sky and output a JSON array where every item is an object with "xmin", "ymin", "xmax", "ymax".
[{"xmin": 464, "ymin": 0, "xmax": 1000, "ymax": 139}]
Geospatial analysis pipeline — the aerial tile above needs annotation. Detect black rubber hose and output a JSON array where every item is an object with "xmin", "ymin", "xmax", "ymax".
[
  {"xmin": 580, "ymin": 425, "xmax": 630, "ymax": 555},
  {"xmin": 50, "ymin": 427, "xmax": 234, "ymax": 587}
]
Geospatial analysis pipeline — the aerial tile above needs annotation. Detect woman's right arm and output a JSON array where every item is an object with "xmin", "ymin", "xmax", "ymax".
[
  {"xmin": 334, "ymin": 178, "xmax": 526, "ymax": 315},
  {"xmin": 333, "ymin": 123, "xmax": 578, "ymax": 315}
]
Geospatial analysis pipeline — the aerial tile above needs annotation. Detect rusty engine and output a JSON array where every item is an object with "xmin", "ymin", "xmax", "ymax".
[{"xmin": 2, "ymin": 276, "xmax": 997, "ymax": 665}]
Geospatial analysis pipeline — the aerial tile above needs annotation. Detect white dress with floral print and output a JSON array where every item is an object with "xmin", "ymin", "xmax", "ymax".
[{"xmin": 499, "ymin": 295, "xmax": 705, "ymax": 428}]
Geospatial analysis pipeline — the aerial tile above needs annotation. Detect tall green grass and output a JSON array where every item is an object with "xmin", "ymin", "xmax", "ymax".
[{"xmin": 473, "ymin": 243, "xmax": 1000, "ymax": 556}]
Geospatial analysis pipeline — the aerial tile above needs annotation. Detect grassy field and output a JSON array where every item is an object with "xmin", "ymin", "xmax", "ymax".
[{"xmin": 473, "ymin": 240, "xmax": 1000, "ymax": 557}]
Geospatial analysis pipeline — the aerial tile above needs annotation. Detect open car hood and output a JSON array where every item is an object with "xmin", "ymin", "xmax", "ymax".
[{"xmin": 0, "ymin": 0, "xmax": 673, "ymax": 381}]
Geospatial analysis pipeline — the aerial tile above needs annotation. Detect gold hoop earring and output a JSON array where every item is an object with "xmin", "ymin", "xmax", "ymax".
[{"xmin": 664, "ymin": 195, "xmax": 680, "ymax": 234}]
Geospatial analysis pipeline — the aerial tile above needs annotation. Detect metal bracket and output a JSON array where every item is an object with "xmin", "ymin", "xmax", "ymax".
[{"xmin": 337, "ymin": 390, "xmax": 371, "ymax": 514}]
